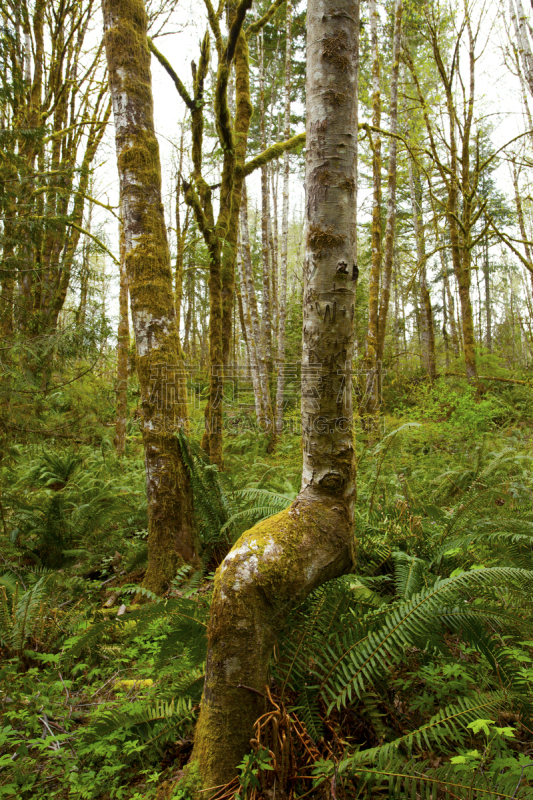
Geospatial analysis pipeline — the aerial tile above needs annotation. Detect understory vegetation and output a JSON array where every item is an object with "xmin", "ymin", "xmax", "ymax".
[{"xmin": 3, "ymin": 370, "xmax": 533, "ymax": 799}]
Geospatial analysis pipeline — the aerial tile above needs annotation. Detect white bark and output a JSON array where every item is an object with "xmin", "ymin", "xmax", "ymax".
[
  {"xmin": 236, "ymin": 244, "xmax": 263, "ymax": 421},
  {"xmin": 302, "ymin": 0, "xmax": 358, "ymax": 502},
  {"xmin": 241, "ymin": 182, "xmax": 273, "ymax": 430},
  {"xmin": 275, "ymin": 0, "xmax": 292, "ymax": 435},
  {"xmin": 511, "ymin": 0, "xmax": 533, "ymax": 96}
]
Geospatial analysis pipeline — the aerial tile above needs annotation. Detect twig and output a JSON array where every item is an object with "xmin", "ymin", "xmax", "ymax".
[
  {"xmin": 237, "ymin": 683, "xmax": 267, "ymax": 698},
  {"xmin": 58, "ymin": 672, "xmax": 70, "ymax": 703},
  {"xmin": 511, "ymin": 761, "xmax": 533, "ymax": 799},
  {"xmin": 90, "ymin": 670, "xmax": 121, "ymax": 697}
]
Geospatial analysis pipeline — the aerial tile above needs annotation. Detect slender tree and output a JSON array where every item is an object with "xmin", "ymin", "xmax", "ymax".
[
  {"xmin": 241, "ymin": 183, "xmax": 273, "ymax": 430},
  {"xmin": 376, "ymin": 0, "xmax": 403, "ymax": 363},
  {"xmin": 364, "ymin": 0, "xmax": 383, "ymax": 422},
  {"xmin": 275, "ymin": 0, "xmax": 292, "ymax": 435},
  {"xmin": 115, "ymin": 226, "xmax": 129, "ymax": 457},
  {"xmin": 408, "ymin": 158, "xmax": 436, "ymax": 379},
  {"xmin": 190, "ymin": 0, "xmax": 359, "ymax": 783},
  {"xmin": 102, "ymin": 0, "xmax": 198, "ymax": 594}
]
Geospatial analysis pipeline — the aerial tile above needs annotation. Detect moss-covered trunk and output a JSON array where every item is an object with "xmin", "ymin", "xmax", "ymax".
[
  {"xmin": 102, "ymin": 0, "xmax": 198, "ymax": 594},
  {"xmin": 408, "ymin": 159, "xmax": 436, "ymax": 381},
  {"xmin": 115, "ymin": 227, "xmax": 129, "ymax": 457},
  {"xmin": 191, "ymin": 0, "xmax": 359, "ymax": 785}
]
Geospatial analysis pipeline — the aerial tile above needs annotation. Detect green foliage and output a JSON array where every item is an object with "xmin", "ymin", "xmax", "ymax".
[
  {"xmin": 4, "ymin": 385, "xmax": 533, "ymax": 798},
  {"xmin": 266, "ymin": 422, "xmax": 533, "ymax": 798},
  {"xmin": 4, "ymin": 447, "xmax": 147, "ymax": 569}
]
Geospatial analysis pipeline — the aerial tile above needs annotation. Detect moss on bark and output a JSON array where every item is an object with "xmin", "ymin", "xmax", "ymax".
[
  {"xmin": 192, "ymin": 493, "xmax": 352, "ymax": 787},
  {"xmin": 103, "ymin": 0, "xmax": 199, "ymax": 593}
]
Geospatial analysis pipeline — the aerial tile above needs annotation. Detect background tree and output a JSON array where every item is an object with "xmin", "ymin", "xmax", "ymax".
[{"xmin": 102, "ymin": 0, "xmax": 198, "ymax": 594}]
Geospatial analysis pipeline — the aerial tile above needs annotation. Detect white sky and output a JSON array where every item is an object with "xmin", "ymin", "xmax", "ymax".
[{"xmin": 91, "ymin": 0, "xmax": 530, "ymax": 331}]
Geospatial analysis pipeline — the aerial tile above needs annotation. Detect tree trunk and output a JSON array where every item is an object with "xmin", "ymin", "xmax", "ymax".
[
  {"xmin": 241, "ymin": 183, "xmax": 273, "ymax": 433},
  {"xmin": 175, "ymin": 133, "xmax": 189, "ymax": 336},
  {"xmin": 408, "ymin": 159, "xmax": 436, "ymax": 380},
  {"xmin": 394, "ymin": 261, "xmax": 401, "ymax": 369},
  {"xmin": 115, "ymin": 226, "xmax": 129, "ymax": 457},
  {"xmin": 259, "ymin": 34, "xmax": 273, "ymax": 376},
  {"xmin": 191, "ymin": 0, "xmax": 359, "ymax": 785},
  {"xmin": 376, "ymin": 0, "xmax": 403, "ymax": 363},
  {"xmin": 440, "ymin": 249, "xmax": 459, "ymax": 356},
  {"xmin": 512, "ymin": 162, "xmax": 533, "ymax": 295},
  {"xmin": 270, "ymin": 164, "xmax": 279, "ymax": 341},
  {"xmin": 236, "ymin": 242, "xmax": 263, "ymax": 422},
  {"xmin": 442, "ymin": 279, "xmax": 450, "ymax": 368},
  {"xmin": 510, "ymin": 0, "xmax": 533, "ymax": 95},
  {"xmin": 275, "ymin": 0, "xmax": 292, "ymax": 435},
  {"xmin": 102, "ymin": 0, "xmax": 198, "ymax": 594},
  {"xmin": 483, "ymin": 235, "xmax": 492, "ymax": 352},
  {"xmin": 363, "ymin": 0, "xmax": 382, "ymax": 425}
]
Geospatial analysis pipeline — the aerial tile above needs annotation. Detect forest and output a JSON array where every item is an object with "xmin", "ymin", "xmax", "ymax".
[{"xmin": 4, "ymin": 0, "xmax": 533, "ymax": 797}]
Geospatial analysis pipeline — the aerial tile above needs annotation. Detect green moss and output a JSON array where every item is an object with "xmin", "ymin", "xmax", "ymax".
[
  {"xmin": 307, "ymin": 223, "xmax": 345, "ymax": 257},
  {"xmin": 191, "ymin": 496, "xmax": 352, "ymax": 787},
  {"xmin": 104, "ymin": 0, "xmax": 199, "ymax": 592},
  {"xmin": 165, "ymin": 760, "xmax": 202, "ymax": 800}
]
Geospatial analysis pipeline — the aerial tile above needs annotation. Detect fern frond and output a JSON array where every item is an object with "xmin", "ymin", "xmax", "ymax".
[
  {"xmin": 90, "ymin": 696, "xmax": 196, "ymax": 741},
  {"xmin": 318, "ymin": 568, "xmax": 533, "ymax": 711},
  {"xmin": 233, "ymin": 488, "xmax": 295, "ymax": 503},
  {"xmin": 293, "ymin": 685, "xmax": 323, "ymax": 743},
  {"xmin": 221, "ymin": 505, "xmax": 289, "ymax": 532},
  {"xmin": 343, "ymin": 692, "xmax": 507, "ymax": 766},
  {"xmin": 392, "ymin": 551, "xmax": 428, "ymax": 598}
]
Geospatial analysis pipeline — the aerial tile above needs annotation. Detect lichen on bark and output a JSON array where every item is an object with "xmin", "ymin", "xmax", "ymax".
[
  {"xmin": 191, "ymin": 0, "xmax": 359, "ymax": 786},
  {"xmin": 102, "ymin": 0, "xmax": 198, "ymax": 594}
]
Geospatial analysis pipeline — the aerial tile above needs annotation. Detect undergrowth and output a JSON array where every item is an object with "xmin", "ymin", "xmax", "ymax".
[{"xmin": 2, "ymin": 382, "xmax": 533, "ymax": 798}]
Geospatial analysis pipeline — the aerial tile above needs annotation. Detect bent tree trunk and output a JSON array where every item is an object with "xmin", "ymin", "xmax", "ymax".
[
  {"xmin": 191, "ymin": 0, "xmax": 358, "ymax": 786},
  {"xmin": 102, "ymin": 0, "xmax": 198, "ymax": 594}
]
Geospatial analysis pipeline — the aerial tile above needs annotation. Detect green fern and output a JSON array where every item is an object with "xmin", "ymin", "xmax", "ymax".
[
  {"xmin": 90, "ymin": 695, "xmax": 197, "ymax": 744},
  {"xmin": 293, "ymin": 685, "xmax": 324, "ymax": 743},
  {"xmin": 392, "ymin": 551, "xmax": 428, "ymax": 598},
  {"xmin": 318, "ymin": 569, "xmax": 533, "ymax": 711},
  {"xmin": 341, "ymin": 692, "xmax": 508, "ymax": 766}
]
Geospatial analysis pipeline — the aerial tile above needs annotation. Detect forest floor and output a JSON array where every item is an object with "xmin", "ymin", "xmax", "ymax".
[{"xmin": 2, "ymin": 373, "xmax": 533, "ymax": 798}]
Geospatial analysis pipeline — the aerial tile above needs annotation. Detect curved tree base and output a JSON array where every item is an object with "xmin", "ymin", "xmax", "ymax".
[{"xmin": 191, "ymin": 490, "xmax": 353, "ymax": 788}]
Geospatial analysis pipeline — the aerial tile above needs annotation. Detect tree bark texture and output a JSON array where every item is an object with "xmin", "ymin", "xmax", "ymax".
[
  {"xmin": 115, "ymin": 227, "xmax": 129, "ymax": 457},
  {"xmin": 191, "ymin": 0, "xmax": 358, "ymax": 786},
  {"xmin": 376, "ymin": 0, "xmax": 402, "ymax": 363},
  {"xmin": 275, "ymin": 0, "xmax": 292, "ymax": 435},
  {"xmin": 408, "ymin": 158, "xmax": 436, "ymax": 380},
  {"xmin": 102, "ymin": 0, "xmax": 198, "ymax": 594},
  {"xmin": 364, "ymin": 0, "xmax": 382, "ymax": 421}
]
